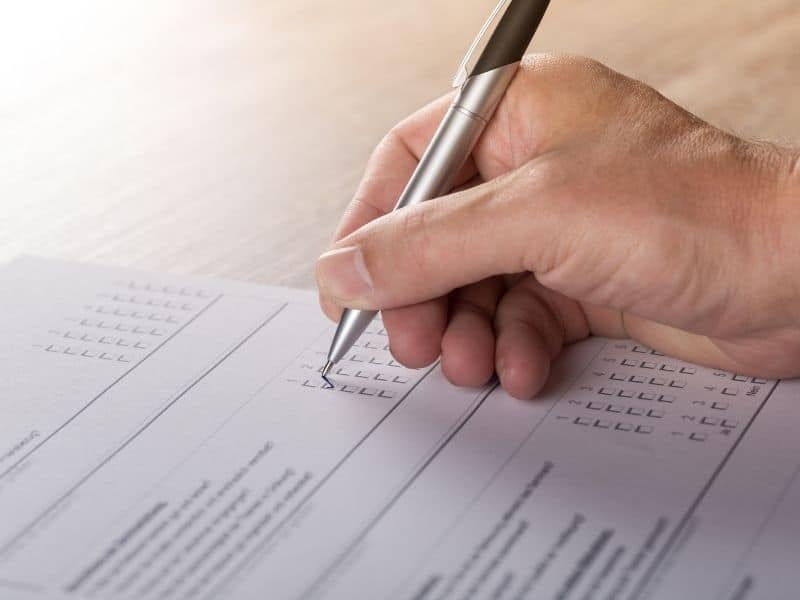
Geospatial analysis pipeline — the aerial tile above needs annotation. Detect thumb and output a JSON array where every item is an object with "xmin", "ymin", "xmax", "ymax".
[{"xmin": 316, "ymin": 165, "xmax": 565, "ymax": 310}]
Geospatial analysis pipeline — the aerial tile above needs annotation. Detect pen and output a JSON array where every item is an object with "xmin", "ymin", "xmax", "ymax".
[{"xmin": 323, "ymin": 0, "xmax": 552, "ymax": 380}]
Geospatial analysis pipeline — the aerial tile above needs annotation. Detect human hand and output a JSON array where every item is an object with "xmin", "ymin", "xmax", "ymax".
[{"xmin": 316, "ymin": 54, "xmax": 800, "ymax": 399}]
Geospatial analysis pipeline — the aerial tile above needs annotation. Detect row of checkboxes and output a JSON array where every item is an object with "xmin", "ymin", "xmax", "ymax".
[
  {"xmin": 598, "ymin": 388, "xmax": 676, "ymax": 402},
  {"xmin": 72, "ymin": 318, "xmax": 167, "ymax": 336},
  {"xmin": 42, "ymin": 345, "xmax": 132, "ymax": 362},
  {"xmin": 701, "ymin": 416, "xmax": 738, "ymax": 428},
  {"xmin": 608, "ymin": 374, "xmax": 687, "ymax": 387},
  {"xmin": 732, "ymin": 374, "xmax": 768, "ymax": 385},
  {"xmin": 587, "ymin": 402, "xmax": 665, "ymax": 418},
  {"xmin": 574, "ymin": 417, "xmax": 653, "ymax": 434},
  {"xmin": 620, "ymin": 359, "xmax": 696, "ymax": 375},
  {"xmin": 351, "ymin": 340, "xmax": 391, "ymax": 352},
  {"xmin": 115, "ymin": 280, "xmax": 212, "ymax": 298},
  {"xmin": 330, "ymin": 367, "xmax": 409, "ymax": 384},
  {"xmin": 100, "ymin": 292, "xmax": 196, "ymax": 311},
  {"xmin": 51, "ymin": 331, "xmax": 149, "ymax": 349},
  {"xmin": 86, "ymin": 305, "xmax": 181, "ymax": 324},
  {"xmin": 301, "ymin": 379, "xmax": 396, "ymax": 398},
  {"xmin": 348, "ymin": 353, "xmax": 403, "ymax": 367}
]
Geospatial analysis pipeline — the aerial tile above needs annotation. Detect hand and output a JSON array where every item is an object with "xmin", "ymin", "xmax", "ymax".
[{"xmin": 316, "ymin": 54, "xmax": 800, "ymax": 399}]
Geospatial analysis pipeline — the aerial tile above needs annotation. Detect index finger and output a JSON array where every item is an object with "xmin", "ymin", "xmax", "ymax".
[{"xmin": 332, "ymin": 92, "xmax": 479, "ymax": 243}]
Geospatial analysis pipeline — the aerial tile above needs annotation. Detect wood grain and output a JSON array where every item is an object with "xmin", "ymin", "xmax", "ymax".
[{"xmin": 1, "ymin": 0, "xmax": 797, "ymax": 288}]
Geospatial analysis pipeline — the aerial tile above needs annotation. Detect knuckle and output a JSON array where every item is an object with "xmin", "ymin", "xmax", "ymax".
[{"xmin": 519, "ymin": 53, "xmax": 608, "ymax": 84}]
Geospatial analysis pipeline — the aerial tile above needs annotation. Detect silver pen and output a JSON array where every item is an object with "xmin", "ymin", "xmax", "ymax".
[{"xmin": 323, "ymin": 0, "xmax": 552, "ymax": 379}]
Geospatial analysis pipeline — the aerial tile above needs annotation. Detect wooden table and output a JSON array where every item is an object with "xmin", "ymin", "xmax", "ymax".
[{"xmin": 1, "ymin": 0, "xmax": 798, "ymax": 288}]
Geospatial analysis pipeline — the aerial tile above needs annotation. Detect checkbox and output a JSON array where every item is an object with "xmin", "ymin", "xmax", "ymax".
[
  {"xmin": 701, "ymin": 417, "xmax": 719, "ymax": 426},
  {"xmin": 632, "ymin": 346, "xmax": 648, "ymax": 353},
  {"xmin": 610, "ymin": 373, "xmax": 626, "ymax": 381},
  {"xmin": 615, "ymin": 422, "xmax": 633, "ymax": 431},
  {"xmin": 627, "ymin": 407, "xmax": 644, "ymax": 416},
  {"xmin": 629, "ymin": 375, "xmax": 646, "ymax": 384},
  {"xmin": 712, "ymin": 402, "xmax": 730, "ymax": 410},
  {"xmin": 752, "ymin": 378, "xmax": 768, "ymax": 385},
  {"xmin": 669, "ymin": 380, "xmax": 687, "ymax": 389},
  {"xmin": 618, "ymin": 390, "xmax": 635, "ymax": 398},
  {"xmin": 587, "ymin": 402, "xmax": 606, "ymax": 410},
  {"xmin": 658, "ymin": 395, "xmax": 675, "ymax": 403},
  {"xmin": 680, "ymin": 366, "xmax": 697, "ymax": 375},
  {"xmin": 575, "ymin": 417, "xmax": 592, "ymax": 426},
  {"xmin": 641, "ymin": 361, "xmax": 657, "ymax": 369},
  {"xmin": 606, "ymin": 404, "xmax": 624, "ymax": 413},
  {"xmin": 622, "ymin": 359, "xmax": 638, "ymax": 367},
  {"xmin": 722, "ymin": 420, "xmax": 739, "ymax": 429},
  {"xmin": 594, "ymin": 420, "xmax": 612, "ymax": 429},
  {"xmin": 648, "ymin": 409, "xmax": 664, "ymax": 418},
  {"xmin": 722, "ymin": 387, "xmax": 739, "ymax": 396},
  {"xmin": 636, "ymin": 425, "xmax": 653, "ymax": 434},
  {"xmin": 650, "ymin": 377, "xmax": 666, "ymax": 386},
  {"xmin": 690, "ymin": 432, "xmax": 708, "ymax": 442},
  {"xmin": 639, "ymin": 392, "xmax": 657, "ymax": 401},
  {"xmin": 599, "ymin": 388, "xmax": 616, "ymax": 395},
  {"xmin": 732, "ymin": 375, "xmax": 748, "ymax": 382},
  {"xmin": 660, "ymin": 364, "xmax": 676, "ymax": 372}
]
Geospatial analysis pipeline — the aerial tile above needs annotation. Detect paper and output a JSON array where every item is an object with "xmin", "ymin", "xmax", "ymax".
[{"xmin": 1, "ymin": 257, "xmax": 799, "ymax": 600}]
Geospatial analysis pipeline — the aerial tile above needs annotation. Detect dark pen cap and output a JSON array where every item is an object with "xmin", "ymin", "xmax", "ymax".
[{"xmin": 470, "ymin": 0, "xmax": 551, "ymax": 77}]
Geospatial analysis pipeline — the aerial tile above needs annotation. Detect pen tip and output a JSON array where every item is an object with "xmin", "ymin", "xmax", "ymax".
[{"xmin": 322, "ymin": 360, "xmax": 334, "ymax": 379}]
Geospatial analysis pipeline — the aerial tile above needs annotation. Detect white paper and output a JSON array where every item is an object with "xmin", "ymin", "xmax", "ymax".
[{"xmin": 0, "ymin": 257, "xmax": 798, "ymax": 600}]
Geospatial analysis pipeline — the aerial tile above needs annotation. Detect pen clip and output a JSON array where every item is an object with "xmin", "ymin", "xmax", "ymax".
[{"xmin": 452, "ymin": 0, "xmax": 511, "ymax": 88}]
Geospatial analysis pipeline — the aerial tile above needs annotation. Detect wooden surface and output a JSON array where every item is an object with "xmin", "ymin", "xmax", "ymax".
[{"xmin": 1, "ymin": 0, "xmax": 798, "ymax": 288}]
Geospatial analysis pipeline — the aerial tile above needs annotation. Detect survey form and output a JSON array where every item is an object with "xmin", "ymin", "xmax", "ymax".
[{"xmin": 0, "ymin": 257, "xmax": 799, "ymax": 600}]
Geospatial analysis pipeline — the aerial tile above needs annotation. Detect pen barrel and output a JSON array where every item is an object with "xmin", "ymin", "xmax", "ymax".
[
  {"xmin": 395, "ymin": 63, "xmax": 518, "ymax": 210},
  {"xmin": 328, "ymin": 64, "xmax": 519, "ymax": 366},
  {"xmin": 394, "ymin": 108, "xmax": 485, "ymax": 211},
  {"xmin": 328, "ymin": 307, "xmax": 379, "ymax": 365}
]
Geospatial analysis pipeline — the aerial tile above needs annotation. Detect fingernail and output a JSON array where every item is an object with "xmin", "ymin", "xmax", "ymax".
[{"xmin": 317, "ymin": 246, "xmax": 374, "ymax": 301}]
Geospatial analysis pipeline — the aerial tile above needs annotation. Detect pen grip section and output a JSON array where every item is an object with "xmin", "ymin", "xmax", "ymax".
[{"xmin": 394, "ymin": 107, "xmax": 485, "ymax": 211}]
